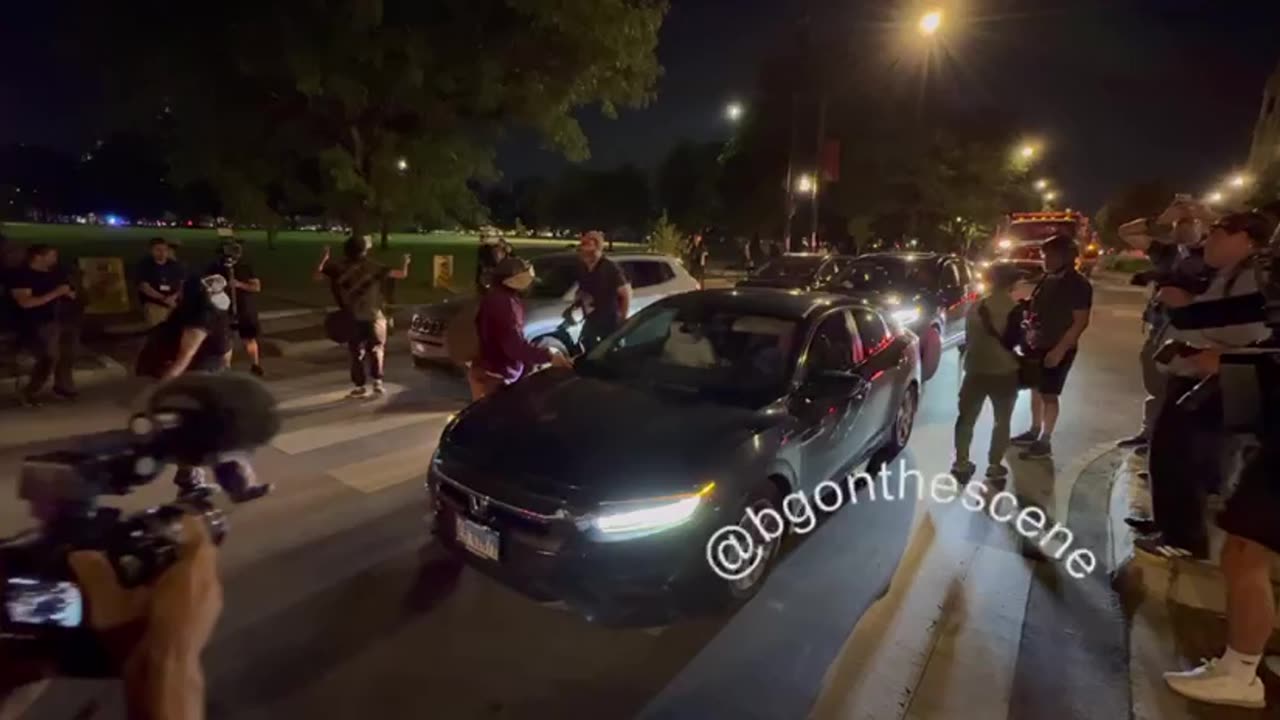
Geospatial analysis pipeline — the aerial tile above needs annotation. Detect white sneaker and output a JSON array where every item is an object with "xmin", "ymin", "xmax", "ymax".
[
  {"xmin": 1164, "ymin": 658, "xmax": 1265, "ymax": 709},
  {"xmin": 349, "ymin": 386, "xmax": 369, "ymax": 398},
  {"xmin": 372, "ymin": 380, "xmax": 385, "ymax": 396}
]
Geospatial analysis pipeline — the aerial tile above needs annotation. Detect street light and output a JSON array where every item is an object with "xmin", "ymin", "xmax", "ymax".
[
  {"xmin": 725, "ymin": 101, "xmax": 744, "ymax": 123},
  {"xmin": 396, "ymin": 157, "xmax": 409, "ymax": 172},
  {"xmin": 1043, "ymin": 191, "xmax": 1058, "ymax": 202},
  {"xmin": 1229, "ymin": 174, "xmax": 1249, "ymax": 189},
  {"xmin": 1020, "ymin": 144, "xmax": 1037, "ymax": 160},
  {"xmin": 1034, "ymin": 179, "xmax": 1049, "ymax": 192},
  {"xmin": 918, "ymin": 9, "xmax": 943, "ymax": 36},
  {"xmin": 796, "ymin": 173, "xmax": 816, "ymax": 195}
]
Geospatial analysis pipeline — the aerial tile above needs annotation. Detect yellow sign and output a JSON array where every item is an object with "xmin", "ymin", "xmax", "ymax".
[
  {"xmin": 78, "ymin": 257, "xmax": 131, "ymax": 315},
  {"xmin": 433, "ymin": 255, "xmax": 454, "ymax": 290}
]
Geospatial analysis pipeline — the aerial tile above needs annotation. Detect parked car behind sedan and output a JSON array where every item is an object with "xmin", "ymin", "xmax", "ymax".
[
  {"xmin": 409, "ymin": 251, "xmax": 698, "ymax": 365},
  {"xmin": 736, "ymin": 253, "xmax": 856, "ymax": 292}
]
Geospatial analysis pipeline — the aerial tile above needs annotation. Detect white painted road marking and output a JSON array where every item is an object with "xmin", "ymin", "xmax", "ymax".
[
  {"xmin": 276, "ymin": 383, "xmax": 408, "ymax": 412},
  {"xmin": 271, "ymin": 410, "xmax": 452, "ymax": 455}
]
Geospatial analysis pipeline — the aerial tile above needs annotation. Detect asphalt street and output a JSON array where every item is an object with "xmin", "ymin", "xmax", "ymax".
[{"xmin": 5, "ymin": 275, "xmax": 1152, "ymax": 720}]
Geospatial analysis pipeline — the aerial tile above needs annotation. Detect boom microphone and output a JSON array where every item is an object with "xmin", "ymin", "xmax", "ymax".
[{"xmin": 132, "ymin": 373, "xmax": 281, "ymax": 466}]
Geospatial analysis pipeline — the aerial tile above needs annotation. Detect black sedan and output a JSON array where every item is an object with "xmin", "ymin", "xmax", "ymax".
[
  {"xmin": 822, "ymin": 252, "xmax": 979, "ymax": 381},
  {"xmin": 736, "ymin": 253, "xmax": 857, "ymax": 291},
  {"xmin": 426, "ymin": 289, "xmax": 921, "ymax": 624}
]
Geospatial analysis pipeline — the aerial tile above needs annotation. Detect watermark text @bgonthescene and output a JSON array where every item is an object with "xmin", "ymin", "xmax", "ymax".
[{"xmin": 705, "ymin": 460, "xmax": 1098, "ymax": 582}]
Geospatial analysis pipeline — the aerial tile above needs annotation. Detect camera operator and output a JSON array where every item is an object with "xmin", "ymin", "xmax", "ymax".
[
  {"xmin": 1116, "ymin": 202, "xmax": 1213, "ymax": 453},
  {"xmin": 0, "ymin": 516, "xmax": 221, "ymax": 720},
  {"xmin": 1162, "ymin": 210, "xmax": 1280, "ymax": 709},
  {"xmin": 1136, "ymin": 212, "xmax": 1273, "ymax": 564}
]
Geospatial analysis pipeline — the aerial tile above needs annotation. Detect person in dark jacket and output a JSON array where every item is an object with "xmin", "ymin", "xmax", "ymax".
[
  {"xmin": 475, "ymin": 235, "xmax": 512, "ymax": 293},
  {"xmin": 470, "ymin": 257, "xmax": 571, "ymax": 400}
]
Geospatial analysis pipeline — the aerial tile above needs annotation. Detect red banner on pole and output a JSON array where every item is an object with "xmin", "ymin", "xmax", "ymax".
[{"xmin": 821, "ymin": 139, "xmax": 841, "ymax": 182}]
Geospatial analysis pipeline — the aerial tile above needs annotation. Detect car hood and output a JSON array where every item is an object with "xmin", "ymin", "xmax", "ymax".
[
  {"xmin": 413, "ymin": 295, "xmax": 566, "ymax": 322},
  {"xmin": 440, "ymin": 370, "xmax": 772, "ymax": 504}
]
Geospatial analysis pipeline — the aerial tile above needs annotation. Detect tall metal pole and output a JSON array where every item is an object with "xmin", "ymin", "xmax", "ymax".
[
  {"xmin": 812, "ymin": 92, "xmax": 828, "ymax": 250},
  {"xmin": 782, "ymin": 93, "xmax": 799, "ymax": 253}
]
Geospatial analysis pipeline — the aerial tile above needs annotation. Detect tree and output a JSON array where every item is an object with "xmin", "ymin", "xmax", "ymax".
[
  {"xmin": 649, "ymin": 211, "xmax": 681, "ymax": 256},
  {"xmin": 1095, "ymin": 180, "xmax": 1178, "ymax": 247},
  {"xmin": 89, "ymin": 0, "xmax": 667, "ymax": 248},
  {"xmin": 657, "ymin": 141, "xmax": 723, "ymax": 233}
]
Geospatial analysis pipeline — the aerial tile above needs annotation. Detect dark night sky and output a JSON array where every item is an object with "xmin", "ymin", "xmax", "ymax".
[{"xmin": 3, "ymin": 0, "xmax": 1279, "ymax": 211}]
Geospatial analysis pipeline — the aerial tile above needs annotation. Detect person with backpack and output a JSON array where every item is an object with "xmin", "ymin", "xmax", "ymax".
[
  {"xmin": 315, "ymin": 235, "xmax": 411, "ymax": 397},
  {"xmin": 951, "ymin": 263, "xmax": 1024, "ymax": 482}
]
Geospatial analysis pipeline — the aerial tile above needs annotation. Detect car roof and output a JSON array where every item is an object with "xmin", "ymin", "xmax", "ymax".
[
  {"xmin": 533, "ymin": 251, "xmax": 674, "ymax": 263},
  {"xmin": 674, "ymin": 288, "xmax": 876, "ymax": 321},
  {"xmin": 854, "ymin": 251, "xmax": 951, "ymax": 263},
  {"xmin": 770, "ymin": 253, "xmax": 858, "ymax": 260}
]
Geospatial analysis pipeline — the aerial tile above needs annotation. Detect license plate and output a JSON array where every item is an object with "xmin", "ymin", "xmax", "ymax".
[{"xmin": 456, "ymin": 518, "xmax": 500, "ymax": 561}]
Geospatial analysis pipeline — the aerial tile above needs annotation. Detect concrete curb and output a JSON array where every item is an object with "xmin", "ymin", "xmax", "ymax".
[{"xmin": 1109, "ymin": 445, "xmax": 1280, "ymax": 630}]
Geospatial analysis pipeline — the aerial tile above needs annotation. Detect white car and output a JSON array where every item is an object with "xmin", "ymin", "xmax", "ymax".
[{"xmin": 408, "ymin": 251, "xmax": 699, "ymax": 364}]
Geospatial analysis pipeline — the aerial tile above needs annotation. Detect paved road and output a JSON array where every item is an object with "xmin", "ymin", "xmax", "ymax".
[{"xmin": 7, "ymin": 276, "xmax": 1153, "ymax": 719}]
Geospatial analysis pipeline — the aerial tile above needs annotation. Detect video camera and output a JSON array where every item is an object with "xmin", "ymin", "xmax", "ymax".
[{"xmin": 0, "ymin": 374, "xmax": 279, "ymax": 677}]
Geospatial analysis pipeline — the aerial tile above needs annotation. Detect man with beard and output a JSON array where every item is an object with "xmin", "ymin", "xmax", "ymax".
[{"xmin": 568, "ymin": 231, "xmax": 631, "ymax": 354}]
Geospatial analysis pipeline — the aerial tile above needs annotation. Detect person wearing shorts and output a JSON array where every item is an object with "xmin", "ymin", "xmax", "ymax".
[{"xmin": 1011, "ymin": 234, "xmax": 1092, "ymax": 459}]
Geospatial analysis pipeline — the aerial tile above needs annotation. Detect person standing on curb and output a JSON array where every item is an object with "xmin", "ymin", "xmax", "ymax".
[
  {"xmin": 136, "ymin": 237, "xmax": 185, "ymax": 328},
  {"xmin": 470, "ymin": 257, "xmax": 571, "ymax": 400},
  {"xmin": 8, "ymin": 244, "xmax": 79, "ymax": 406},
  {"xmin": 1010, "ymin": 235, "xmax": 1093, "ymax": 459},
  {"xmin": 951, "ymin": 263, "xmax": 1023, "ymax": 483},
  {"xmin": 316, "ymin": 235, "xmax": 411, "ymax": 398}
]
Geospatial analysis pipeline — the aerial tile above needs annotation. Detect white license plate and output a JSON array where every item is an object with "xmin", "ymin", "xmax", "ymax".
[{"xmin": 456, "ymin": 518, "xmax": 500, "ymax": 561}]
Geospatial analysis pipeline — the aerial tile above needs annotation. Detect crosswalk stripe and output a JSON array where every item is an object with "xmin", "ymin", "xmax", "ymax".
[
  {"xmin": 271, "ymin": 410, "xmax": 452, "ymax": 455},
  {"xmin": 328, "ymin": 443, "xmax": 443, "ymax": 493},
  {"xmin": 276, "ymin": 383, "xmax": 408, "ymax": 412}
]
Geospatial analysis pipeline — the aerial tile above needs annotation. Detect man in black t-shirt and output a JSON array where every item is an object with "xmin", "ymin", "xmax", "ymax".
[
  {"xmin": 8, "ymin": 245, "xmax": 79, "ymax": 406},
  {"xmin": 136, "ymin": 237, "xmax": 186, "ymax": 327},
  {"xmin": 570, "ymin": 231, "xmax": 631, "ymax": 354},
  {"xmin": 1011, "ymin": 235, "xmax": 1093, "ymax": 459},
  {"xmin": 204, "ymin": 239, "xmax": 264, "ymax": 376}
]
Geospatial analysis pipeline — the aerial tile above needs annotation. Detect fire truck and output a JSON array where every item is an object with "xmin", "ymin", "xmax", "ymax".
[{"xmin": 986, "ymin": 210, "xmax": 1101, "ymax": 276}]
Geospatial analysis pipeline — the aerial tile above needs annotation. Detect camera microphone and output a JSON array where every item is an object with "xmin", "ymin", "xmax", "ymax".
[{"xmin": 133, "ymin": 373, "xmax": 281, "ymax": 466}]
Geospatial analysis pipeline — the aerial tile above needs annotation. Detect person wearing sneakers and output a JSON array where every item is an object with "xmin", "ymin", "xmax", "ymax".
[
  {"xmin": 1161, "ymin": 210, "xmax": 1279, "ymax": 710},
  {"xmin": 951, "ymin": 263, "xmax": 1023, "ymax": 483},
  {"xmin": 470, "ymin": 257, "xmax": 571, "ymax": 399},
  {"xmin": 1011, "ymin": 234, "xmax": 1092, "ymax": 459},
  {"xmin": 136, "ymin": 272, "xmax": 273, "ymax": 503},
  {"xmin": 316, "ymin": 235, "xmax": 411, "ymax": 398}
]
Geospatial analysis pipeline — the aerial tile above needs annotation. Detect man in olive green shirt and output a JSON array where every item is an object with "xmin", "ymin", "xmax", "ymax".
[{"xmin": 952, "ymin": 264, "xmax": 1023, "ymax": 481}]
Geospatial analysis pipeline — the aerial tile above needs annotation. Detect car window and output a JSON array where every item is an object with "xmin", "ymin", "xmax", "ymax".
[
  {"xmin": 851, "ymin": 308, "xmax": 890, "ymax": 354},
  {"xmin": 806, "ymin": 310, "xmax": 859, "ymax": 372},
  {"xmin": 940, "ymin": 261, "xmax": 961, "ymax": 289},
  {"xmin": 815, "ymin": 258, "xmax": 846, "ymax": 284},
  {"xmin": 621, "ymin": 260, "xmax": 672, "ymax": 289}
]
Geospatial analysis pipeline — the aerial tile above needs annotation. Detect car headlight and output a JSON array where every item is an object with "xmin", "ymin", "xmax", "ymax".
[
  {"xmin": 974, "ymin": 281, "xmax": 988, "ymax": 294},
  {"xmin": 891, "ymin": 306, "xmax": 922, "ymax": 325},
  {"xmin": 997, "ymin": 238, "xmax": 1013, "ymax": 250},
  {"xmin": 884, "ymin": 294, "xmax": 903, "ymax": 306},
  {"xmin": 591, "ymin": 482, "xmax": 715, "ymax": 536}
]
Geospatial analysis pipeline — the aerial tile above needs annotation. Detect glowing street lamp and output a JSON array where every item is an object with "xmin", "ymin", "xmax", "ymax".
[
  {"xmin": 396, "ymin": 157, "xmax": 409, "ymax": 172},
  {"xmin": 1020, "ymin": 144, "xmax": 1038, "ymax": 160},
  {"xmin": 1042, "ymin": 191, "xmax": 1058, "ymax": 202},
  {"xmin": 1229, "ymin": 174, "xmax": 1249, "ymax": 189},
  {"xmin": 1034, "ymin": 179, "xmax": 1049, "ymax": 192},
  {"xmin": 725, "ymin": 101, "xmax": 745, "ymax": 123},
  {"xmin": 796, "ymin": 173, "xmax": 817, "ymax": 195},
  {"xmin": 918, "ymin": 9, "xmax": 943, "ymax": 36}
]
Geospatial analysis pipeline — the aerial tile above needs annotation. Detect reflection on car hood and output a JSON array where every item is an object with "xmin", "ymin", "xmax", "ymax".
[{"xmin": 441, "ymin": 370, "xmax": 762, "ymax": 503}]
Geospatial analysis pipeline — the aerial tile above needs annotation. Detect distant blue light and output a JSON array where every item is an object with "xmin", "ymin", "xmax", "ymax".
[{"xmin": 104, "ymin": 214, "xmax": 121, "ymax": 226}]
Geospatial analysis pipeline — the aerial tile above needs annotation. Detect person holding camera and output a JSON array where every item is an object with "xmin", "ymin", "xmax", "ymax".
[
  {"xmin": 8, "ymin": 245, "xmax": 80, "ymax": 407},
  {"xmin": 1011, "ymin": 235, "xmax": 1093, "ymax": 459},
  {"xmin": 204, "ymin": 239, "xmax": 264, "ymax": 377},
  {"xmin": 1136, "ymin": 212, "xmax": 1274, "ymax": 565},
  {"xmin": 0, "ymin": 516, "xmax": 221, "ymax": 720},
  {"xmin": 1160, "ymin": 211, "xmax": 1279, "ymax": 709}
]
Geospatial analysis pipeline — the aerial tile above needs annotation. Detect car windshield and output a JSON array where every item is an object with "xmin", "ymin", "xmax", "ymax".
[
  {"xmin": 528, "ymin": 256, "xmax": 581, "ymax": 299},
  {"xmin": 831, "ymin": 258, "xmax": 937, "ymax": 291},
  {"xmin": 578, "ymin": 301, "xmax": 800, "ymax": 405},
  {"xmin": 752, "ymin": 255, "xmax": 824, "ymax": 281}
]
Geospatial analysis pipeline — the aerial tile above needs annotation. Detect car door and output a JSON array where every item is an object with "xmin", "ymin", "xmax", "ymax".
[
  {"xmin": 938, "ymin": 259, "xmax": 968, "ymax": 345},
  {"xmin": 790, "ymin": 309, "xmax": 870, "ymax": 487},
  {"xmin": 849, "ymin": 306, "xmax": 898, "ymax": 454},
  {"xmin": 618, "ymin": 259, "xmax": 671, "ymax": 316}
]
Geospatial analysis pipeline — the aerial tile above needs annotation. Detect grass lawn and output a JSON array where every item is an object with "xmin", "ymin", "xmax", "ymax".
[{"xmin": 1, "ymin": 223, "xmax": 638, "ymax": 311}]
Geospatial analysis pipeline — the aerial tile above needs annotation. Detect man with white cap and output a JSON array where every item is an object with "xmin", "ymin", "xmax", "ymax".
[{"xmin": 470, "ymin": 257, "xmax": 570, "ymax": 399}]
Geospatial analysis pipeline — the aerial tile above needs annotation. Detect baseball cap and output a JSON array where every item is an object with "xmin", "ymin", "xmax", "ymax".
[{"xmin": 1210, "ymin": 211, "xmax": 1275, "ymax": 245}]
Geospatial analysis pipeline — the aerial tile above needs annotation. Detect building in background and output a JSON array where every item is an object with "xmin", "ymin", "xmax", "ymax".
[{"xmin": 1247, "ymin": 58, "xmax": 1280, "ymax": 174}]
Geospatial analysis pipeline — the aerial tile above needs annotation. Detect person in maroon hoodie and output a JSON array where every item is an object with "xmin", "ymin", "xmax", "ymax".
[{"xmin": 469, "ymin": 257, "xmax": 571, "ymax": 399}]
